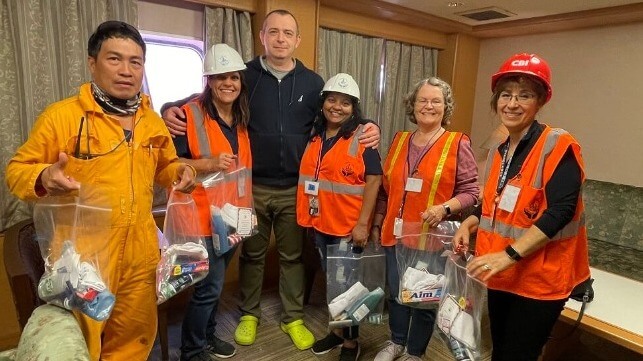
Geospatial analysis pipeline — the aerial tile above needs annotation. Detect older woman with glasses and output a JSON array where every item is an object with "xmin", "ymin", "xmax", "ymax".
[
  {"xmin": 371, "ymin": 77, "xmax": 479, "ymax": 361},
  {"xmin": 453, "ymin": 53, "xmax": 591, "ymax": 361}
]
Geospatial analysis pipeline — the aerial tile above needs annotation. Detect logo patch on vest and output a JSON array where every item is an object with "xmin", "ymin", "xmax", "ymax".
[
  {"xmin": 341, "ymin": 163, "xmax": 355, "ymax": 177},
  {"xmin": 523, "ymin": 194, "xmax": 542, "ymax": 220}
]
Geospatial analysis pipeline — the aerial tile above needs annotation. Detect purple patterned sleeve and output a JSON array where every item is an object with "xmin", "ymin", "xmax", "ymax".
[{"xmin": 453, "ymin": 137, "xmax": 480, "ymax": 209}]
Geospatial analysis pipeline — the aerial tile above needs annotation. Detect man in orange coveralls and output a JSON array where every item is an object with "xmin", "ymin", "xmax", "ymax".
[{"xmin": 5, "ymin": 21, "xmax": 195, "ymax": 360}]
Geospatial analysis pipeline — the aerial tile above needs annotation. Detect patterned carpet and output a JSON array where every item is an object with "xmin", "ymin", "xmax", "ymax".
[{"xmin": 148, "ymin": 271, "xmax": 492, "ymax": 361}]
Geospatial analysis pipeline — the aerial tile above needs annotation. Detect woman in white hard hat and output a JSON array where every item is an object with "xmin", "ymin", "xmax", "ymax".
[
  {"xmin": 453, "ymin": 53, "xmax": 590, "ymax": 361},
  {"xmin": 371, "ymin": 77, "xmax": 479, "ymax": 361},
  {"xmin": 174, "ymin": 43, "xmax": 250, "ymax": 361},
  {"xmin": 296, "ymin": 73, "xmax": 383, "ymax": 361}
]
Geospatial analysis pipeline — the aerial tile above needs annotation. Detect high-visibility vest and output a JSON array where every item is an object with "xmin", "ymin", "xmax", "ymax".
[
  {"xmin": 476, "ymin": 126, "xmax": 590, "ymax": 300},
  {"xmin": 380, "ymin": 131, "xmax": 463, "ymax": 248},
  {"xmin": 184, "ymin": 102, "xmax": 252, "ymax": 236},
  {"xmin": 296, "ymin": 126, "xmax": 367, "ymax": 236}
]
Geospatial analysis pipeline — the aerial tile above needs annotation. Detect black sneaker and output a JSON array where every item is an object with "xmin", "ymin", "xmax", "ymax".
[
  {"xmin": 207, "ymin": 336, "xmax": 237, "ymax": 359},
  {"xmin": 339, "ymin": 342, "xmax": 361, "ymax": 361},
  {"xmin": 185, "ymin": 350, "xmax": 213, "ymax": 361},
  {"xmin": 311, "ymin": 332, "xmax": 344, "ymax": 355}
]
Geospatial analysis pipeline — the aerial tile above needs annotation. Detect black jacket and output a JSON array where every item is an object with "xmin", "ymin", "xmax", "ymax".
[{"xmin": 245, "ymin": 57, "xmax": 324, "ymax": 187}]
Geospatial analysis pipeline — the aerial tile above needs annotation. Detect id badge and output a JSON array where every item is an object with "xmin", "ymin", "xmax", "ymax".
[
  {"xmin": 405, "ymin": 177, "xmax": 423, "ymax": 193},
  {"xmin": 304, "ymin": 180, "xmax": 320, "ymax": 196},
  {"xmin": 236, "ymin": 207, "xmax": 253, "ymax": 236},
  {"xmin": 498, "ymin": 184, "xmax": 520, "ymax": 212},
  {"xmin": 393, "ymin": 217, "xmax": 403, "ymax": 237},
  {"xmin": 309, "ymin": 196, "xmax": 320, "ymax": 216}
]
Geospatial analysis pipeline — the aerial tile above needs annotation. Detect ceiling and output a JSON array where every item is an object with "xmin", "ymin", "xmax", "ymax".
[
  {"xmin": 320, "ymin": 0, "xmax": 643, "ymax": 37},
  {"xmin": 385, "ymin": 0, "xmax": 643, "ymax": 26}
]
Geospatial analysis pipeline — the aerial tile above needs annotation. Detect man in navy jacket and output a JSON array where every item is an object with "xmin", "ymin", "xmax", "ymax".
[{"xmin": 161, "ymin": 9, "xmax": 379, "ymax": 353}]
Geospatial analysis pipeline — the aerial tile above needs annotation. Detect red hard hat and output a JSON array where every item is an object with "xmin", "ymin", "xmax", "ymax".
[{"xmin": 491, "ymin": 53, "xmax": 552, "ymax": 103}]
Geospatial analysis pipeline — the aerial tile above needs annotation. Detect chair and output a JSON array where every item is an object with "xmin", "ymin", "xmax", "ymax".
[
  {"xmin": 3, "ymin": 217, "xmax": 173, "ymax": 361},
  {"xmin": 3, "ymin": 219, "xmax": 45, "ymax": 329}
]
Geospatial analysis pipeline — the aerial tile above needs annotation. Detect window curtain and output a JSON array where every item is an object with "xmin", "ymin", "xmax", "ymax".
[
  {"xmin": 317, "ymin": 28, "xmax": 384, "ymax": 127},
  {"xmin": 0, "ymin": 0, "xmax": 137, "ymax": 231},
  {"xmin": 204, "ymin": 6, "xmax": 254, "ymax": 62},
  {"xmin": 379, "ymin": 41, "xmax": 437, "ymax": 157},
  {"xmin": 316, "ymin": 28, "xmax": 437, "ymax": 158}
]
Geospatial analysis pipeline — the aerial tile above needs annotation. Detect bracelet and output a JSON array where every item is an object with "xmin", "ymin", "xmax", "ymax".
[
  {"xmin": 372, "ymin": 224, "xmax": 381, "ymax": 231},
  {"xmin": 184, "ymin": 164, "xmax": 197, "ymax": 178},
  {"xmin": 505, "ymin": 245, "xmax": 523, "ymax": 261}
]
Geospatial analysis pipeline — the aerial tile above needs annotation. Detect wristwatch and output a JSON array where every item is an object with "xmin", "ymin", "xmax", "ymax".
[
  {"xmin": 442, "ymin": 204, "xmax": 451, "ymax": 216},
  {"xmin": 505, "ymin": 245, "xmax": 523, "ymax": 261}
]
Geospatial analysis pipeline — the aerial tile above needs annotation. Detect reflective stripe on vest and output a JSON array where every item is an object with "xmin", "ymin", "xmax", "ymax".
[
  {"xmin": 479, "ymin": 213, "xmax": 585, "ymax": 241},
  {"xmin": 479, "ymin": 128, "xmax": 583, "ymax": 240},
  {"xmin": 347, "ymin": 125, "xmax": 364, "ymax": 157},
  {"xmin": 298, "ymin": 175, "xmax": 365, "ymax": 196},
  {"xmin": 186, "ymin": 103, "xmax": 212, "ymax": 158},
  {"xmin": 297, "ymin": 125, "xmax": 365, "ymax": 196},
  {"xmin": 386, "ymin": 132, "xmax": 409, "ymax": 178},
  {"xmin": 419, "ymin": 132, "xmax": 457, "ymax": 245}
]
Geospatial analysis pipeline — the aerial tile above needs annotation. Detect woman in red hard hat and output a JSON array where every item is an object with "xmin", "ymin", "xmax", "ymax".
[{"xmin": 453, "ymin": 53, "xmax": 591, "ymax": 361}]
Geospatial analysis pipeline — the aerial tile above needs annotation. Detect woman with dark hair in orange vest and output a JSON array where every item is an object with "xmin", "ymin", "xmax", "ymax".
[
  {"xmin": 371, "ymin": 77, "xmax": 479, "ymax": 361},
  {"xmin": 172, "ymin": 44, "xmax": 251, "ymax": 361},
  {"xmin": 296, "ymin": 73, "xmax": 382, "ymax": 361},
  {"xmin": 453, "ymin": 53, "xmax": 591, "ymax": 361}
]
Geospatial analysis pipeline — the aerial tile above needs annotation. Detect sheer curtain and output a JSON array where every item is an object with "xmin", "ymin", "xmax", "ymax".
[
  {"xmin": 204, "ymin": 6, "xmax": 254, "ymax": 62},
  {"xmin": 0, "ymin": 0, "xmax": 136, "ymax": 230},
  {"xmin": 379, "ymin": 41, "xmax": 438, "ymax": 157},
  {"xmin": 317, "ymin": 28, "xmax": 384, "ymax": 125}
]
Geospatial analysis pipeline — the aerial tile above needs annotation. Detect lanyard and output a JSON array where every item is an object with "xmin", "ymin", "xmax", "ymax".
[
  {"xmin": 496, "ymin": 143, "xmax": 513, "ymax": 194},
  {"xmin": 313, "ymin": 131, "xmax": 338, "ymax": 181},
  {"xmin": 397, "ymin": 129, "xmax": 444, "ymax": 218},
  {"xmin": 405, "ymin": 129, "xmax": 440, "ymax": 178}
]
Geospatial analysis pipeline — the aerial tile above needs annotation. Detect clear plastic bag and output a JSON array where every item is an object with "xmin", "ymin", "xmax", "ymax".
[
  {"xmin": 326, "ymin": 240, "xmax": 386, "ymax": 328},
  {"xmin": 201, "ymin": 164, "xmax": 257, "ymax": 256},
  {"xmin": 33, "ymin": 187, "xmax": 114, "ymax": 321},
  {"xmin": 395, "ymin": 221, "xmax": 460, "ymax": 308},
  {"xmin": 436, "ymin": 253, "xmax": 487, "ymax": 361},
  {"xmin": 156, "ymin": 190, "xmax": 209, "ymax": 304}
]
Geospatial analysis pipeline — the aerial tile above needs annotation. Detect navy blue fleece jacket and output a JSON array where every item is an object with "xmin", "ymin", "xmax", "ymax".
[{"xmin": 245, "ymin": 56, "xmax": 324, "ymax": 187}]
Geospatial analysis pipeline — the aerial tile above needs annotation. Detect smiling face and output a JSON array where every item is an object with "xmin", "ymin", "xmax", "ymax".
[
  {"xmin": 88, "ymin": 37, "xmax": 144, "ymax": 100},
  {"xmin": 496, "ymin": 81, "xmax": 542, "ymax": 136},
  {"xmin": 413, "ymin": 84, "xmax": 445, "ymax": 132},
  {"xmin": 260, "ymin": 12, "xmax": 301, "ymax": 63},
  {"xmin": 208, "ymin": 71, "xmax": 242, "ymax": 107},
  {"xmin": 322, "ymin": 92, "xmax": 354, "ymax": 129}
]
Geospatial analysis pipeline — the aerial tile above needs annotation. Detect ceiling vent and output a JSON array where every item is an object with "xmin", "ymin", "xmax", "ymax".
[{"xmin": 456, "ymin": 6, "xmax": 516, "ymax": 22}]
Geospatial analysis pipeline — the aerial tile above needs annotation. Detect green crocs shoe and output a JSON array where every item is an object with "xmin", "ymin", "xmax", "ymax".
[
  {"xmin": 280, "ymin": 319, "xmax": 315, "ymax": 350},
  {"xmin": 234, "ymin": 315, "xmax": 259, "ymax": 346}
]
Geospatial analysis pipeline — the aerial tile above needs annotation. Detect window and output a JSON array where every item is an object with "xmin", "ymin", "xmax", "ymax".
[{"xmin": 142, "ymin": 33, "xmax": 204, "ymax": 114}]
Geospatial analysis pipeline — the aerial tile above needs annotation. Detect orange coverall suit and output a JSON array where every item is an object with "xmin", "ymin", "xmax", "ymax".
[{"xmin": 5, "ymin": 83, "xmax": 184, "ymax": 360}]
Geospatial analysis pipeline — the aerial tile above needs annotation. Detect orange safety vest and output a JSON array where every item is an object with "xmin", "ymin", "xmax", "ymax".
[
  {"xmin": 296, "ymin": 126, "xmax": 368, "ymax": 237},
  {"xmin": 476, "ymin": 126, "xmax": 590, "ymax": 300},
  {"xmin": 380, "ymin": 130, "xmax": 463, "ymax": 248},
  {"xmin": 184, "ymin": 102, "xmax": 252, "ymax": 236}
]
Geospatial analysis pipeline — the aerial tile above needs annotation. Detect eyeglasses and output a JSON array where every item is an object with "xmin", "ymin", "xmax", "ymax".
[
  {"xmin": 498, "ymin": 92, "xmax": 537, "ymax": 105},
  {"xmin": 416, "ymin": 98, "xmax": 444, "ymax": 108}
]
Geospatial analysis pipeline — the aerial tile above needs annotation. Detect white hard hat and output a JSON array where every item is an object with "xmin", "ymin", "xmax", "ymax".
[
  {"xmin": 203, "ymin": 44, "xmax": 246, "ymax": 76},
  {"xmin": 322, "ymin": 73, "xmax": 360, "ymax": 101}
]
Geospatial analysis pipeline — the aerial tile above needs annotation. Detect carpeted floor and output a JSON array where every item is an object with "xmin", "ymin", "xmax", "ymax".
[{"xmin": 148, "ymin": 271, "xmax": 492, "ymax": 361}]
